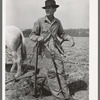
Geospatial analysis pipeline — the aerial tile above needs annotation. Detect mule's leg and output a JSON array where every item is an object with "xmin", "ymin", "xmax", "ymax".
[
  {"xmin": 15, "ymin": 60, "xmax": 22, "ymax": 78},
  {"xmin": 15, "ymin": 53, "xmax": 23, "ymax": 78},
  {"xmin": 10, "ymin": 62, "xmax": 17, "ymax": 72},
  {"xmin": 10, "ymin": 51, "xmax": 17, "ymax": 72},
  {"xmin": 11, "ymin": 51, "xmax": 22, "ymax": 77}
]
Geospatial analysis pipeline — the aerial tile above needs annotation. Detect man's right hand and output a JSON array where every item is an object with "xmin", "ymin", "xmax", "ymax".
[{"xmin": 37, "ymin": 36, "xmax": 44, "ymax": 42}]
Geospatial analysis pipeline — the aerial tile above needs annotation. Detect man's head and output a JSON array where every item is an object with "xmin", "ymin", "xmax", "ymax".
[{"xmin": 42, "ymin": 0, "xmax": 59, "ymax": 16}]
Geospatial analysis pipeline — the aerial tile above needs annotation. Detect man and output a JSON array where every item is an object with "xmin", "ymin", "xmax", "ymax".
[{"xmin": 29, "ymin": 0, "xmax": 75, "ymax": 100}]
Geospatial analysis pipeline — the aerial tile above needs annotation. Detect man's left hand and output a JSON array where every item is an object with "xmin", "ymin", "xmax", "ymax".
[
  {"xmin": 70, "ymin": 36, "xmax": 75, "ymax": 47},
  {"xmin": 71, "ymin": 41, "xmax": 75, "ymax": 47},
  {"xmin": 63, "ymin": 35, "xmax": 75, "ymax": 47}
]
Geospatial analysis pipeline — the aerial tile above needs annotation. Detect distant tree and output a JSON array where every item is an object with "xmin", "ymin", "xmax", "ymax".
[
  {"xmin": 22, "ymin": 29, "xmax": 32, "ymax": 37},
  {"xmin": 64, "ymin": 29, "xmax": 89, "ymax": 37},
  {"xmin": 22, "ymin": 28, "xmax": 89, "ymax": 37}
]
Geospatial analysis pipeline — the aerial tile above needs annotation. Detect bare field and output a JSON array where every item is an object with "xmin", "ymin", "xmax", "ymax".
[{"xmin": 6, "ymin": 37, "xmax": 89, "ymax": 100}]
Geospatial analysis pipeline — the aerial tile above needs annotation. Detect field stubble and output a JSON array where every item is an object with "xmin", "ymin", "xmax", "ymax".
[{"xmin": 6, "ymin": 37, "xmax": 89, "ymax": 100}]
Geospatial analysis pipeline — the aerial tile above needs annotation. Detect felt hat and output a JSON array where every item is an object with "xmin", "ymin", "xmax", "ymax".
[{"xmin": 42, "ymin": 0, "xmax": 59, "ymax": 9}]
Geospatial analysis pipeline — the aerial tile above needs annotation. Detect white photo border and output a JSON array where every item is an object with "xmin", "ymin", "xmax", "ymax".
[{"xmin": 2, "ymin": 0, "xmax": 98, "ymax": 100}]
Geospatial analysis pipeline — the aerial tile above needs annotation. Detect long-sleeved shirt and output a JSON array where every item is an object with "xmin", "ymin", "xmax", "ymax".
[{"xmin": 29, "ymin": 16, "xmax": 67, "ymax": 54}]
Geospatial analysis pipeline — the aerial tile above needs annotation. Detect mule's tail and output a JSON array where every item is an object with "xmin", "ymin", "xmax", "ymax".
[{"xmin": 20, "ymin": 32, "xmax": 27, "ymax": 61}]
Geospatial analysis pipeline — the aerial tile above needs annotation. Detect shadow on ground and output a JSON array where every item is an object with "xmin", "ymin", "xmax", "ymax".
[{"xmin": 68, "ymin": 80, "xmax": 87, "ymax": 95}]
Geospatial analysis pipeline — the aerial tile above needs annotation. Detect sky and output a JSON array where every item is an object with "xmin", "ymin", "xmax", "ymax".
[{"xmin": 6, "ymin": 0, "xmax": 89, "ymax": 29}]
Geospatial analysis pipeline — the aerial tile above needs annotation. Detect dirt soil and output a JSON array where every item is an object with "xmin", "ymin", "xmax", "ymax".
[{"xmin": 5, "ymin": 37, "xmax": 89, "ymax": 100}]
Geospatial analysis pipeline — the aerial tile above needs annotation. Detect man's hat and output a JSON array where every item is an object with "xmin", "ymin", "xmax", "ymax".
[{"xmin": 42, "ymin": 0, "xmax": 59, "ymax": 9}]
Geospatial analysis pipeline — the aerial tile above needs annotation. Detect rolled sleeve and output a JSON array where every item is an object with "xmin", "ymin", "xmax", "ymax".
[
  {"xmin": 29, "ymin": 20, "xmax": 40, "ymax": 42},
  {"xmin": 57, "ymin": 20, "xmax": 73, "ymax": 41},
  {"xmin": 57, "ymin": 20, "xmax": 65, "ymax": 39}
]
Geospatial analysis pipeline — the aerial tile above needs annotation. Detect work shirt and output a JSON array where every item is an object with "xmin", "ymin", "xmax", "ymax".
[
  {"xmin": 30, "ymin": 16, "xmax": 65, "ymax": 41},
  {"xmin": 29, "ymin": 16, "xmax": 66, "ymax": 54}
]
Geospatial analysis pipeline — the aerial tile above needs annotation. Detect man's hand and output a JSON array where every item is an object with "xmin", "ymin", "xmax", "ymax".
[
  {"xmin": 71, "ymin": 41, "xmax": 75, "ymax": 47},
  {"xmin": 63, "ymin": 35, "xmax": 75, "ymax": 47},
  {"xmin": 37, "ymin": 36, "xmax": 44, "ymax": 42},
  {"xmin": 69, "ymin": 36, "xmax": 75, "ymax": 47}
]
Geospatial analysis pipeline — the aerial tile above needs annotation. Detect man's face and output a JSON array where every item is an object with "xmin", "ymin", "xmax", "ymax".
[{"xmin": 45, "ymin": 7, "xmax": 56, "ymax": 16}]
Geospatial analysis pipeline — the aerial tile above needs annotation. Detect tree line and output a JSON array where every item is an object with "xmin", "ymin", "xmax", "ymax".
[{"xmin": 22, "ymin": 28, "xmax": 89, "ymax": 37}]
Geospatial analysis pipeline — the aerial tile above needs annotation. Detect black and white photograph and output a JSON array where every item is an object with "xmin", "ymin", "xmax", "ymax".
[{"xmin": 3, "ymin": 0, "xmax": 98, "ymax": 100}]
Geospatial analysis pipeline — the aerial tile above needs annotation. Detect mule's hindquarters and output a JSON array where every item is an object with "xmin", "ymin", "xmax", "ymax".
[{"xmin": 6, "ymin": 26, "xmax": 26, "ymax": 77}]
